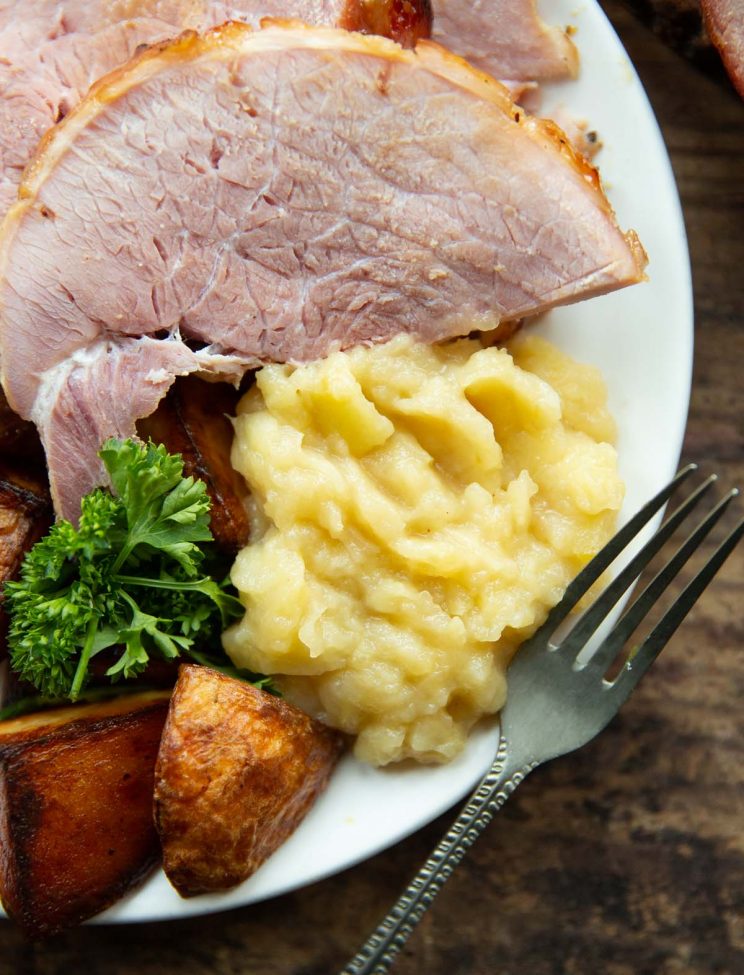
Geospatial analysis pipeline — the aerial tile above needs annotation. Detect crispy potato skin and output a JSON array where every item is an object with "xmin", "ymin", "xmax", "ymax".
[
  {"xmin": 137, "ymin": 376, "xmax": 250, "ymax": 557},
  {"xmin": 0, "ymin": 469, "xmax": 52, "ymax": 661},
  {"xmin": 0, "ymin": 692, "xmax": 170, "ymax": 938},
  {"xmin": 154, "ymin": 665, "xmax": 345, "ymax": 897}
]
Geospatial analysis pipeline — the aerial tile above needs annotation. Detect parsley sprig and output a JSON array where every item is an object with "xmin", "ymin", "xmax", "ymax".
[{"xmin": 5, "ymin": 438, "xmax": 247, "ymax": 700}]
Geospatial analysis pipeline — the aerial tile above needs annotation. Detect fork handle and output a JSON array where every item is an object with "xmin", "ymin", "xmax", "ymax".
[{"xmin": 338, "ymin": 738, "xmax": 537, "ymax": 975}]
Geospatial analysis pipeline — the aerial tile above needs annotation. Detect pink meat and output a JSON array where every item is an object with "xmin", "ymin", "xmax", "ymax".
[
  {"xmin": 701, "ymin": 0, "xmax": 744, "ymax": 98},
  {"xmin": 0, "ymin": 23, "xmax": 645, "ymax": 520},
  {"xmin": 0, "ymin": 18, "xmax": 173, "ymax": 214},
  {"xmin": 38, "ymin": 337, "xmax": 247, "ymax": 504},
  {"xmin": 431, "ymin": 0, "xmax": 577, "ymax": 81},
  {"xmin": 0, "ymin": 0, "xmax": 431, "ymax": 214}
]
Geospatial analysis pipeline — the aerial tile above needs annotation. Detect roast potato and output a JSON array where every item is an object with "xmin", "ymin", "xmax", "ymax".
[
  {"xmin": 154, "ymin": 664, "xmax": 345, "ymax": 897},
  {"xmin": 137, "ymin": 376, "xmax": 250, "ymax": 556},
  {"xmin": 0, "ymin": 691, "xmax": 170, "ymax": 937},
  {"xmin": 0, "ymin": 467, "xmax": 52, "ymax": 660}
]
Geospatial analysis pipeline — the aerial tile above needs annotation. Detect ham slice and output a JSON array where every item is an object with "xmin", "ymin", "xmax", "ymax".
[
  {"xmin": 0, "ymin": 0, "xmax": 431, "ymax": 46},
  {"xmin": 431, "ymin": 0, "xmax": 578, "ymax": 81},
  {"xmin": 702, "ymin": 0, "xmax": 744, "ymax": 98},
  {"xmin": 0, "ymin": 0, "xmax": 431, "ymax": 214},
  {"xmin": 0, "ymin": 22, "xmax": 646, "ymax": 520}
]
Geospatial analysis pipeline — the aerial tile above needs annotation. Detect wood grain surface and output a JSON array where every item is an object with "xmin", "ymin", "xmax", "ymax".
[{"xmin": 1, "ymin": 2, "xmax": 742, "ymax": 972}]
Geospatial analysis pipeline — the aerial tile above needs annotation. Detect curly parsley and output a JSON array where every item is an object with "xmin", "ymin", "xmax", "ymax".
[{"xmin": 5, "ymin": 438, "xmax": 252, "ymax": 700}]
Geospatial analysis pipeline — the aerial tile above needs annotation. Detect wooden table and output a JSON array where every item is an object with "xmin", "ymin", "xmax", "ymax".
[{"xmin": 2, "ymin": 3, "xmax": 742, "ymax": 972}]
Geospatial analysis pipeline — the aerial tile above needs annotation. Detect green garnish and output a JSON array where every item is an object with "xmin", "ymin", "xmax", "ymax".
[{"xmin": 5, "ymin": 438, "xmax": 248, "ymax": 701}]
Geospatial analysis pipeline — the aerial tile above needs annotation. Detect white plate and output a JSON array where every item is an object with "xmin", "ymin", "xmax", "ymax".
[{"xmin": 10, "ymin": 0, "xmax": 696, "ymax": 925}]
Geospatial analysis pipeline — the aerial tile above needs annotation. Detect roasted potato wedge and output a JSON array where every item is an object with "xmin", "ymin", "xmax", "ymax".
[
  {"xmin": 154, "ymin": 665, "xmax": 345, "ymax": 897},
  {"xmin": 0, "ymin": 468, "xmax": 52, "ymax": 660},
  {"xmin": 137, "ymin": 376, "xmax": 250, "ymax": 556},
  {"xmin": 0, "ymin": 691, "xmax": 170, "ymax": 937}
]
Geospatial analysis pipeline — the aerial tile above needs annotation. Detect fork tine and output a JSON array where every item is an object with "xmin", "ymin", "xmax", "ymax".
[
  {"xmin": 586, "ymin": 489, "xmax": 738, "ymax": 676},
  {"xmin": 521, "ymin": 464, "xmax": 698, "ymax": 649},
  {"xmin": 607, "ymin": 511, "xmax": 744, "ymax": 705},
  {"xmin": 566, "ymin": 475, "xmax": 717, "ymax": 659}
]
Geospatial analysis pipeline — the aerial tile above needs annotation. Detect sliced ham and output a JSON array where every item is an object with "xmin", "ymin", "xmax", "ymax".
[
  {"xmin": 0, "ymin": 22, "xmax": 646, "ymax": 520},
  {"xmin": 0, "ymin": 0, "xmax": 431, "ymax": 214},
  {"xmin": 0, "ymin": 18, "xmax": 173, "ymax": 214},
  {"xmin": 0, "ymin": 0, "xmax": 430, "ymax": 45},
  {"xmin": 431, "ymin": 0, "xmax": 578, "ymax": 81},
  {"xmin": 702, "ymin": 0, "xmax": 744, "ymax": 99}
]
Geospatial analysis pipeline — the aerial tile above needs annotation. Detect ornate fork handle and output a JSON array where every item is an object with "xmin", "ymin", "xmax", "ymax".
[
  {"xmin": 339, "ymin": 737, "xmax": 538, "ymax": 975},
  {"xmin": 338, "ymin": 470, "xmax": 744, "ymax": 974}
]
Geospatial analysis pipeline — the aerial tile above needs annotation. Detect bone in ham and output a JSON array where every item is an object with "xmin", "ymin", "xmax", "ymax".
[
  {"xmin": 0, "ymin": 22, "xmax": 646, "ymax": 521},
  {"xmin": 0, "ymin": 0, "xmax": 431, "ymax": 214},
  {"xmin": 431, "ymin": 0, "xmax": 578, "ymax": 82}
]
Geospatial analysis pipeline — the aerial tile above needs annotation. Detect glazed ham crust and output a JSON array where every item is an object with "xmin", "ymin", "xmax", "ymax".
[{"xmin": 0, "ymin": 22, "xmax": 646, "ymax": 521}]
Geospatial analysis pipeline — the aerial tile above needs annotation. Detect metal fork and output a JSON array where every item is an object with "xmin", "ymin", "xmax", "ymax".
[{"xmin": 340, "ymin": 465, "xmax": 743, "ymax": 975}]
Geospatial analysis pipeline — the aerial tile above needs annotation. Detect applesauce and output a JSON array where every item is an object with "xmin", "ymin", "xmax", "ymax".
[{"xmin": 223, "ymin": 335, "xmax": 623, "ymax": 765}]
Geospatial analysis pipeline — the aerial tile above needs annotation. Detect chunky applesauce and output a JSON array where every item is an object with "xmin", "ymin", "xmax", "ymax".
[{"xmin": 223, "ymin": 335, "xmax": 623, "ymax": 765}]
